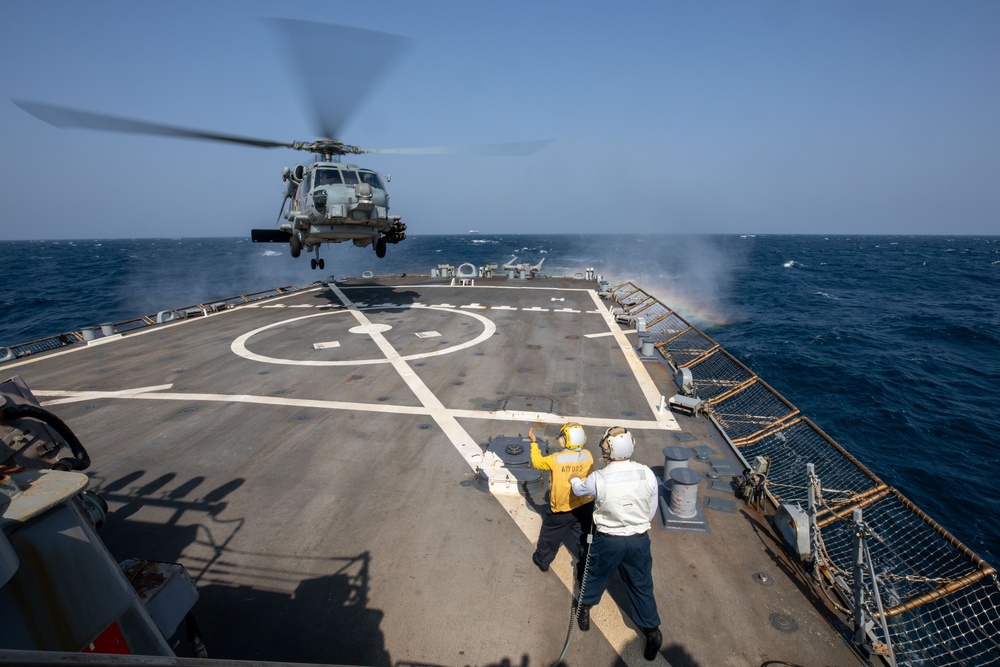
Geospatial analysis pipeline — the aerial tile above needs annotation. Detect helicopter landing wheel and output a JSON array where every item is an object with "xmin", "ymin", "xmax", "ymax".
[
  {"xmin": 375, "ymin": 236, "xmax": 387, "ymax": 258},
  {"xmin": 289, "ymin": 235, "xmax": 302, "ymax": 259},
  {"xmin": 310, "ymin": 257, "xmax": 325, "ymax": 270},
  {"xmin": 310, "ymin": 258, "xmax": 316, "ymax": 270}
]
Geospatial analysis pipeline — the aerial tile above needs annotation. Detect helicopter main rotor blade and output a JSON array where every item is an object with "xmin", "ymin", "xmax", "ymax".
[
  {"xmin": 269, "ymin": 20, "xmax": 412, "ymax": 142},
  {"xmin": 362, "ymin": 140, "xmax": 552, "ymax": 156},
  {"xmin": 13, "ymin": 99, "xmax": 295, "ymax": 150}
]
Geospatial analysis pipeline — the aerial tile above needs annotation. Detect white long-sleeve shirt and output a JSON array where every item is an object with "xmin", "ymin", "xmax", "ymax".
[{"xmin": 571, "ymin": 460, "xmax": 658, "ymax": 535}]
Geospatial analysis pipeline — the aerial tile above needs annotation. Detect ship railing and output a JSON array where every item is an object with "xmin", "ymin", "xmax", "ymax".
[
  {"xmin": 609, "ymin": 281, "xmax": 1000, "ymax": 666},
  {"xmin": 0, "ymin": 284, "xmax": 322, "ymax": 363}
]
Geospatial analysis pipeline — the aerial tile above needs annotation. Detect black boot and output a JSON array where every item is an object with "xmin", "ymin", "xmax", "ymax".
[
  {"xmin": 577, "ymin": 603, "xmax": 591, "ymax": 632},
  {"xmin": 642, "ymin": 627, "xmax": 662, "ymax": 661},
  {"xmin": 531, "ymin": 552, "xmax": 549, "ymax": 572}
]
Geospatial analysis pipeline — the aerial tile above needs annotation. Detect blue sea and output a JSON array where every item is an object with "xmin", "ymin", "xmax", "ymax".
[{"xmin": 2, "ymin": 234, "xmax": 999, "ymax": 565}]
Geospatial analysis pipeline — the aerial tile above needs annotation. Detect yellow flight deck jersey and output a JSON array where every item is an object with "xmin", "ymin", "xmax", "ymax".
[{"xmin": 530, "ymin": 442, "xmax": 595, "ymax": 512}]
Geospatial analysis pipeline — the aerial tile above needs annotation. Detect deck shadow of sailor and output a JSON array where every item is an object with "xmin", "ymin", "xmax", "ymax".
[
  {"xmin": 662, "ymin": 642, "xmax": 702, "ymax": 667},
  {"xmin": 584, "ymin": 552, "xmax": 688, "ymax": 665}
]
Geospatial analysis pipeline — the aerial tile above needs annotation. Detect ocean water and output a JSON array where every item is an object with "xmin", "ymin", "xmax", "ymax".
[{"xmin": 2, "ymin": 234, "xmax": 998, "ymax": 565}]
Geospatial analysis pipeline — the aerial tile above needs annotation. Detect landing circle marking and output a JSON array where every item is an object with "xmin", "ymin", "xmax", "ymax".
[{"xmin": 231, "ymin": 305, "xmax": 495, "ymax": 366}]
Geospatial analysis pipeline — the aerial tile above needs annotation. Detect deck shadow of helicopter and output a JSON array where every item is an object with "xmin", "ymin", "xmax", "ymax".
[
  {"xmin": 94, "ymin": 469, "xmax": 245, "ymax": 569},
  {"xmin": 310, "ymin": 286, "xmax": 422, "ymax": 310},
  {"xmin": 93, "ymin": 469, "xmax": 391, "ymax": 665},
  {"xmin": 193, "ymin": 554, "xmax": 390, "ymax": 666}
]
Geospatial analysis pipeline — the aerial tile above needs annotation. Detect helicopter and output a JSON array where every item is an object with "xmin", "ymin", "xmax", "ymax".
[
  {"xmin": 12, "ymin": 21, "xmax": 548, "ymax": 270},
  {"xmin": 258, "ymin": 157, "xmax": 406, "ymax": 271}
]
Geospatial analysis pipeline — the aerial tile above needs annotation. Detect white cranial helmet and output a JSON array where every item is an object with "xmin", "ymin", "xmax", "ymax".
[
  {"xmin": 601, "ymin": 426, "xmax": 634, "ymax": 460},
  {"xmin": 559, "ymin": 422, "xmax": 587, "ymax": 450}
]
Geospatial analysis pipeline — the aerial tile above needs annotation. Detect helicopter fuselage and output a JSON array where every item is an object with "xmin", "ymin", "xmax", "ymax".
[{"xmin": 253, "ymin": 161, "xmax": 406, "ymax": 267}]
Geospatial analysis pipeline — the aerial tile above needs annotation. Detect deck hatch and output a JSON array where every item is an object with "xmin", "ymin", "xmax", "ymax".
[{"xmin": 475, "ymin": 435, "xmax": 542, "ymax": 494}]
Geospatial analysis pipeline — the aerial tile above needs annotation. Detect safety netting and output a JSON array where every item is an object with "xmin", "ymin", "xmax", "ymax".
[{"xmin": 609, "ymin": 281, "xmax": 1000, "ymax": 665}]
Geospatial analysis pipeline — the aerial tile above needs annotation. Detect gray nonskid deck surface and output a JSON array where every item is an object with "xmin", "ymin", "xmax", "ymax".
[{"xmin": 6, "ymin": 276, "xmax": 864, "ymax": 667}]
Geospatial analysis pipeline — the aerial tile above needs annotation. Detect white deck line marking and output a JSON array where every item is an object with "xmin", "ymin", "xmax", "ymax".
[
  {"xmin": 313, "ymin": 341, "xmax": 340, "ymax": 350},
  {"xmin": 490, "ymin": 305, "xmax": 517, "ymax": 310},
  {"xmin": 553, "ymin": 308, "xmax": 581, "ymax": 313},
  {"xmin": 85, "ymin": 334, "xmax": 123, "ymax": 347},
  {"xmin": 36, "ymin": 389, "xmax": 670, "ymax": 433},
  {"xmin": 37, "ymin": 389, "xmax": 432, "ymax": 414},
  {"xmin": 584, "ymin": 329, "xmax": 635, "ymax": 338},
  {"xmin": 588, "ymin": 290, "xmax": 679, "ymax": 431},
  {"xmin": 36, "ymin": 384, "xmax": 176, "ymax": 406},
  {"xmin": 449, "ymin": 409, "xmax": 660, "ymax": 431},
  {"xmin": 460, "ymin": 303, "xmax": 486, "ymax": 309},
  {"xmin": 340, "ymin": 284, "xmax": 595, "ymax": 293},
  {"xmin": 349, "ymin": 323, "xmax": 392, "ymax": 335},
  {"xmin": 415, "ymin": 331, "xmax": 441, "ymax": 339},
  {"xmin": 522, "ymin": 307, "xmax": 549, "ymax": 312}
]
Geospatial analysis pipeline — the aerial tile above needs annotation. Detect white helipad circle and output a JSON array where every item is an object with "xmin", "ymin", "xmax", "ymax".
[{"xmin": 231, "ymin": 305, "xmax": 496, "ymax": 366}]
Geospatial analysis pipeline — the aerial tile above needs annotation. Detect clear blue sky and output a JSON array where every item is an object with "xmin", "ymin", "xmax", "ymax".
[{"xmin": 2, "ymin": 0, "xmax": 998, "ymax": 239}]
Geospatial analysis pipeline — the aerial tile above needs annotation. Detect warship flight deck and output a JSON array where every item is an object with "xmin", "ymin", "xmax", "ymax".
[{"xmin": 2, "ymin": 272, "xmax": 894, "ymax": 666}]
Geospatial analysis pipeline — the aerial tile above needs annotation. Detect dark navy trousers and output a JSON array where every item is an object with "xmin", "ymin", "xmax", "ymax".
[
  {"xmin": 580, "ymin": 531, "xmax": 661, "ymax": 630},
  {"xmin": 534, "ymin": 501, "xmax": 594, "ymax": 580}
]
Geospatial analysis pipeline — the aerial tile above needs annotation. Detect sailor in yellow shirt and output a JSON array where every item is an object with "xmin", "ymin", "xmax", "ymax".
[{"xmin": 529, "ymin": 422, "xmax": 595, "ymax": 582}]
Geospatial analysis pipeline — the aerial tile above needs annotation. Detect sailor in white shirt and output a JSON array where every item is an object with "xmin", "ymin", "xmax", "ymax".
[{"xmin": 569, "ymin": 426, "xmax": 663, "ymax": 661}]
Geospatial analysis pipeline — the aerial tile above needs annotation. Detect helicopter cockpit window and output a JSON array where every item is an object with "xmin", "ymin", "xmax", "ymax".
[
  {"xmin": 314, "ymin": 169, "xmax": 343, "ymax": 186},
  {"xmin": 341, "ymin": 170, "xmax": 360, "ymax": 185},
  {"xmin": 359, "ymin": 171, "xmax": 384, "ymax": 190}
]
